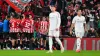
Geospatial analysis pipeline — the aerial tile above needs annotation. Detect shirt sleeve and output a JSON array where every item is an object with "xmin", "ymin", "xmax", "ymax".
[
  {"xmin": 72, "ymin": 17, "xmax": 76, "ymax": 24},
  {"xmin": 56, "ymin": 12, "xmax": 61, "ymax": 29}
]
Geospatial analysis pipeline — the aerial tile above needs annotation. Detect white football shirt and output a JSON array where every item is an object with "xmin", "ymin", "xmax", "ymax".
[
  {"xmin": 49, "ymin": 11, "xmax": 61, "ymax": 30},
  {"xmin": 72, "ymin": 15, "xmax": 86, "ymax": 32}
]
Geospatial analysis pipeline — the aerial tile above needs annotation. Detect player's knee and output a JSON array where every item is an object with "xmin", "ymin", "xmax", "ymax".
[
  {"xmin": 55, "ymin": 38, "xmax": 60, "ymax": 41},
  {"xmin": 77, "ymin": 37, "xmax": 82, "ymax": 40}
]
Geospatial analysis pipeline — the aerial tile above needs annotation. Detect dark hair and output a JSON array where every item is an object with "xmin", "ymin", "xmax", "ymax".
[
  {"xmin": 26, "ymin": 15, "xmax": 29, "ymax": 18},
  {"xmin": 77, "ymin": 9, "xmax": 82, "ymax": 12},
  {"xmin": 50, "ymin": 5, "xmax": 57, "ymax": 8},
  {"xmin": 7, "ymin": 15, "xmax": 10, "ymax": 18}
]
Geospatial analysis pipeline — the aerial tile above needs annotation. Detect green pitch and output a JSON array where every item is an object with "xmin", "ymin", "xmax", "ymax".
[{"xmin": 0, "ymin": 50, "xmax": 100, "ymax": 56}]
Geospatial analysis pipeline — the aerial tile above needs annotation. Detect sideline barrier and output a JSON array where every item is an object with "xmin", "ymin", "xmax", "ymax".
[{"xmin": 63, "ymin": 38, "xmax": 100, "ymax": 50}]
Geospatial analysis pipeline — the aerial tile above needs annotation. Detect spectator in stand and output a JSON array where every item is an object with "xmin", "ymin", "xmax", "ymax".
[
  {"xmin": 24, "ymin": 6, "xmax": 34, "ymax": 19},
  {"xmin": 87, "ymin": 10, "xmax": 95, "ymax": 29},
  {"xmin": 97, "ymin": 16, "xmax": 100, "ymax": 37},
  {"xmin": 66, "ymin": 16, "xmax": 71, "ymax": 36},
  {"xmin": 87, "ymin": 28, "xmax": 97, "ymax": 37}
]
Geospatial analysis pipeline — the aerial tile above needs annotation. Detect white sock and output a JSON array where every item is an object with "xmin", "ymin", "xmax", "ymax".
[
  {"xmin": 76, "ymin": 38, "xmax": 81, "ymax": 50},
  {"xmin": 55, "ymin": 38, "xmax": 64, "ymax": 49},
  {"xmin": 49, "ymin": 37, "xmax": 53, "ymax": 51}
]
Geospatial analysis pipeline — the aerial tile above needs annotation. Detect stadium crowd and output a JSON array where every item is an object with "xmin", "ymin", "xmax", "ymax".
[{"xmin": 0, "ymin": 0, "xmax": 100, "ymax": 50}]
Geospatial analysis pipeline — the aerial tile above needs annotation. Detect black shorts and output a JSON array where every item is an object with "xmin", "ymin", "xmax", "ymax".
[
  {"xmin": 0, "ymin": 32, "xmax": 3, "ymax": 39},
  {"xmin": 10, "ymin": 33, "xmax": 17, "ymax": 39},
  {"xmin": 3, "ymin": 32, "xmax": 9, "ymax": 40},
  {"xmin": 41, "ymin": 34, "xmax": 47, "ymax": 40},
  {"xmin": 23, "ymin": 32, "xmax": 33, "ymax": 40}
]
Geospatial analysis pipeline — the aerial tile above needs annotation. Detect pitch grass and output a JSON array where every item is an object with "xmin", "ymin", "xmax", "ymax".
[{"xmin": 0, "ymin": 50, "xmax": 100, "ymax": 56}]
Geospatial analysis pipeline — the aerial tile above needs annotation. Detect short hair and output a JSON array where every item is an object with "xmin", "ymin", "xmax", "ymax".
[
  {"xmin": 50, "ymin": 5, "xmax": 57, "ymax": 8},
  {"xmin": 77, "ymin": 9, "xmax": 82, "ymax": 12},
  {"xmin": 26, "ymin": 15, "xmax": 29, "ymax": 18},
  {"xmin": 7, "ymin": 15, "xmax": 10, "ymax": 18}
]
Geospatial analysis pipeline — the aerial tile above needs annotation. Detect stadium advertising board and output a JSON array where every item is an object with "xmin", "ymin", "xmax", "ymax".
[{"xmin": 63, "ymin": 38, "xmax": 100, "ymax": 50}]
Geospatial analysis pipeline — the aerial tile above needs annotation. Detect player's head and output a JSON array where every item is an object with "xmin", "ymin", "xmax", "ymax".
[
  {"xmin": 49, "ymin": 5, "xmax": 56, "ymax": 12},
  {"xmin": 26, "ymin": 6, "xmax": 30, "ymax": 11},
  {"xmin": 22, "ymin": 14, "xmax": 25, "ymax": 18},
  {"xmin": 7, "ymin": 15, "xmax": 10, "ymax": 20},
  {"xmin": 29, "ymin": 14, "xmax": 32, "ymax": 19},
  {"xmin": 16, "ymin": 15, "xmax": 20, "ymax": 19},
  {"xmin": 77, "ymin": 9, "xmax": 82, "ymax": 16},
  {"xmin": 26, "ymin": 15, "xmax": 29, "ymax": 19},
  {"xmin": 10, "ymin": 15, "xmax": 13, "ymax": 19},
  {"xmin": 42, "ymin": 16, "xmax": 46, "ymax": 21}
]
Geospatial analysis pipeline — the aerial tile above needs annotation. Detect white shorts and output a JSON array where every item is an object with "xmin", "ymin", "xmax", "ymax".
[
  {"xmin": 75, "ymin": 31, "xmax": 84, "ymax": 38},
  {"xmin": 48, "ymin": 30, "xmax": 60, "ymax": 37}
]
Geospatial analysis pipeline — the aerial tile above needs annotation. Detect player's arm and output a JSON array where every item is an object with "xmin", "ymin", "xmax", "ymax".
[
  {"xmin": 38, "ymin": 22, "xmax": 41, "ymax": 32},
  {"xmin": 45, "ymin": 22, "xmax": 49, "ymax": 34},
  {"xmin": 56, "ymin": 12, "xmax": 61, "ymax": 31},
  {"xmin": 70, "ymin": 23, "xmax": 75, "ymax": 35},
  {"xmin": 83, "ymin": 17, "xmax": 87, "ymax": 32}
]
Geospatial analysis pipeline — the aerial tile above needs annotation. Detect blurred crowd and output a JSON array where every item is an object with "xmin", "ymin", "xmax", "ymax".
[{"xmin": 0, "ymin": 0, "xmax": 100, "ymax": 50}]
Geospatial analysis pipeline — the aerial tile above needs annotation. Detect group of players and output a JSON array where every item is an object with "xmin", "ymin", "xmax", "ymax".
[{"xmin": 0, "ymin": 14, "xmax": 49, "ymax": 50}]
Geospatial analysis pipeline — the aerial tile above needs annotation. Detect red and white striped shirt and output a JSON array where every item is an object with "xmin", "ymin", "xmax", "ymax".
[
  {"xmin": 21, "ymin": 18, "xmax": 34, "ymax": 33},
  {"xmin": 10, "ymin": 19, "xmax": 19, "ymax": 33},
  {"xmin": 40, "ymin": 21, "xmax": 48, "ymax": 34}
]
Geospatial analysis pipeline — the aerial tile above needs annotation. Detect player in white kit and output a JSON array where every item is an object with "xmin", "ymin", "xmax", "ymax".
[
  {"xmin": 70, "ymin": 9, "xmax": 87, "ymax": 52},
  {"xmin": 47, "ymin": 5, "xmax": 64, "ymax": 53}
]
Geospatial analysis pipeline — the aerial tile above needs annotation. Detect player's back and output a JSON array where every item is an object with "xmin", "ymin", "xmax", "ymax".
[
  {"xmin": 21, "ymin": 18, "xmax": 32, "ymax": 33},
  {"xmin": 3, "ymin": 19, "xmax": 9, "ymax": 32},
  {"xmin": 16, "ymin": 19, "xmax": 21, "ymax": 32}
]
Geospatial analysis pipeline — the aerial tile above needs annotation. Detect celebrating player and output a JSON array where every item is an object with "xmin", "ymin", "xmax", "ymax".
[
  {"xmin": 39, "ymin": 16, "xmax": 48, "ymax": 50},
  {"xmin": 9, "ymin": 15, "xmax": 18, "ymax": 49},
  {"xmin": 47, "ymin": 5, "xmax": 64, "ymax": 53},
  {"xmin": 70, "ymin": 9, "xmax": 87, "ymax": 52}
]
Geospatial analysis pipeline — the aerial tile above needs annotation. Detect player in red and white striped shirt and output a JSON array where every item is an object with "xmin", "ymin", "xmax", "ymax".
[
  {"xmin": 10, "ymin": 16, "xmax": 18, "ymax": 38},
  {"xmin": 21, "ymin": 15, "xmax": 34, "ymax": 40},
  {"xmin": 10, "ymin": 16, "xmax": 19, "ymax": 49},
  {"xmin": 29, "ymin": 14, "xmax": 34, "ymax": 39},
  {"xmin": 39, "ymin": 16, "xmax": 49, "ymax": 49}
]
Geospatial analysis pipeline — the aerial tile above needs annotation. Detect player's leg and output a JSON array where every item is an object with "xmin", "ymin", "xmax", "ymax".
[
  {"xmin": 0, "ymin": 32, "xmax": 3, "ymax": 50},
  {"xmin": 47, "ymin": 30, "xmax": 53, "ymax": 53},
  {"xmin": 43, "ymin": 34, "xmax": 47, "ymax": 50},
  {"xmin": 75, "ymin": 32, "xmax": 84, "ymax": 52},
  {"xmin": 16, "ymin": 32, "xmax": 21, "ymax": 50},
  {"xmin": 40, "ymin": 34, "xmax": 44, "ymax": 50},
  {"xmin": 13, "ymin": 33, "xmax": 17, "ymax": 49},
  {"xmin": 29, "ymin": 33, "xmax": 34, "ymax": 50},
  {"xmin": 7, "ymin": 33, "xmax": 12, "ymax": 49},
  {"xmin": 26, "ymin": 33, "xmax": 30, "ymax": 50},
  {"xmin": 54, "ymin": 30, "xmax": 64, "ymax": 53},
  {"xmin": 4, "ymin": 32, "xmax": 10, "ymax": 49},
  {"xmin": 3, "ymin": 32, "xmax": 7, "ymax": 49},
  {"xmin": 76, "ymin": 37, "xmax": 81, "ymax": 52},
  {"xmin": 11, "ymin": 33, "xmax": 16, "ymax": 49}
]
